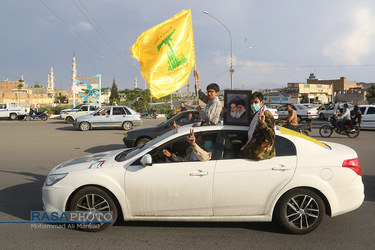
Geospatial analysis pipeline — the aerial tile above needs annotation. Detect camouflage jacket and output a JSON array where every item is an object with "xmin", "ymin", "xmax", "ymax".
[{"xmin": 242, "ymin": 110, "xmax": 276, "ymax": 160}]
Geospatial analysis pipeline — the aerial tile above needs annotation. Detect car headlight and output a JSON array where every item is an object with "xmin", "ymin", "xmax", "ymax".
[{"xmin": 45, "ymin": 173, "xmax": 68, "ymax": 186}]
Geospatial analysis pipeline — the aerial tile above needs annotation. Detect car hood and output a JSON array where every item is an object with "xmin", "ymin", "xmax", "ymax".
[{"xmin": 49, "ymin": 149, "xmax": 128, "ymax": 174}]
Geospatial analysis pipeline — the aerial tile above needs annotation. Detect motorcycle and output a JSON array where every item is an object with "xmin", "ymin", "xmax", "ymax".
[
  {"xmin": 276, "ymin": 120, "xmax": 312, "ymax": 136},
  {"xmin": 319, "ymin": 115, "xmax": 359, "ymax": 138},
  {"xmin": 25, "ymin": 110, "xmax": 48, "ymax": 121},
  {"xmin": 151, "ymin": 110, "xmax": 157, "ymax": 119}
]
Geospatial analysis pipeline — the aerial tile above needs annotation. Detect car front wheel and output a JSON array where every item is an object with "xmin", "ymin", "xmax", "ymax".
[
  {"xmin": 69, "ymin": 186, "xmax": 118, "ymax": 232},
  {"xmin": 275, "ymin": 188, "xmax": 325, "ymax": 234},
  {"xmin": 79, "ymin": 122, "xmax": 90, "ymax": 131}
]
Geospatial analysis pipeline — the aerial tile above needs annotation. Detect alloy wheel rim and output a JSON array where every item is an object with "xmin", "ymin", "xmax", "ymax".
[
  {"xmin": 82, "ymin": 123, "xmax": 89, "ymax": 130},
  {"xmin": 75, "ymin": 194, "xmax": 110, "ymax": 212},
  {"xmin": 124, "ymin": 122, "xmax": 131, "ymax": 130},
  {"xmin": 285, "ymin": 194, "xmax": 320, "ymax": 229}
]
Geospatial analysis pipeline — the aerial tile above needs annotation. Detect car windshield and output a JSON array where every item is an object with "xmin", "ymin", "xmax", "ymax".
[
  {"xmin": 73, "ymin": 104, "xmax": 84, "ymax": 109},
  {"xmin": 116, "ymin": 129, "xmax": 178, "ymax": 162}
]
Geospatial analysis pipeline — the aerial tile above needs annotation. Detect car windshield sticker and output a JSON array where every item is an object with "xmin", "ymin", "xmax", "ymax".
[
  {"xmin": 56, "ymin": 154, "xmax": 106, "ymax": 169},
  {"xmin": 277, "ymin": 126, "xmax": 329, "ymax": 149}
]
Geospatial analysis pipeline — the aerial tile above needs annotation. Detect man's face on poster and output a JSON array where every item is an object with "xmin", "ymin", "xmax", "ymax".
[
  {"xmin": 236, "ymin": 104, "xmax": 246, "ymax": 118},
  {"xmin": 230, "ymin": 103, "xmax": 237, "ymax": 118}
]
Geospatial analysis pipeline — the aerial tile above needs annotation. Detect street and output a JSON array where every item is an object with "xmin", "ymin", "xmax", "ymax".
[{"xmin": 0, "ymin": 117, "xmax": 374, "ymax": 249}]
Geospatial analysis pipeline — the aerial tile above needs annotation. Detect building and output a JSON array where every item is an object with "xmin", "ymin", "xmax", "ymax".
[
  {"xmin": 287, "ymin": 73, "xmax": 361, "ymax": 104},
  {"xmin": 334, "ymin": 88, "xmax": 368, "ymax": 104},
  {"xmin": 307, "ymin": 74, "xmax": 358, "ymax": 92}
]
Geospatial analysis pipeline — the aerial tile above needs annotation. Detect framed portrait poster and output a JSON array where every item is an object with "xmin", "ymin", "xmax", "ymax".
[{"xmin": 223, "ymin": 90, "xmax": 252, "ymax": 126}]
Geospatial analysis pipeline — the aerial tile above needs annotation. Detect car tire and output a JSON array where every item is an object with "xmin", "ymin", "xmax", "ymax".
[
  {"xmin": 66, "ymin": 116, "xmax": 74, "ymax": 124},
  {"xmin": 79, "ymin": 122, "xmax": 90, "ymax": 131},
  {"xmin": 122, "ymin": 121, "xmax": 133, "ymax": 130},
  {"xmin": 68, "ymin": 186, "xmax": 118, "ymax": 232},
  {"xmin": 41, "ymin": 115, "xmax": 48, "ymax": 121},
  {"xmin": 136, "ymin": 138, "xmax": 151, "ymax": 146},
  {"xmin": 297, "ymin": 116, "xmax": 302, "ymax": 123},
  {"xmin": 275, "ymin": 188, "xmax": 325, "ymax": 234},
  {"xmin": 319, "ymin": 125, "xmax": 333, "ymax": 138},
  {"xmin": 319, "ymin": 113, "xmax": 325, "ymax": 120},
  {"xmin": 9, "ymin": 113, "xmax": 18, "ymax": 120}
]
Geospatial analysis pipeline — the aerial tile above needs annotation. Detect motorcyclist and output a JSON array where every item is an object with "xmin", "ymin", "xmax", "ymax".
[
  {"xmin": 282, "ymin": 104, "xmax": 298, "ymax": 130},
  {"xmin": 351, "ymin": 105, "xmax": 362, "ymax": 127},
  {"xmin": 336, "ymin": 104, "xmax": 351, "ymax": 134}
]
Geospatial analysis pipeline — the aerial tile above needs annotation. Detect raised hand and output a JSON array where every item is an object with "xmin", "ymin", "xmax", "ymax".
[
  {"xmin": 196, "ymin": 105, "xmax": 202, "ymax": 112},
  {"xmin": 187, "ymin": 129, "xmax": 196, "ymax": 146},
  {"xmin": 194, "ymin": 69, "xmax": 199, "ymax": 79},
  {"xmin": 259, "ymin": 109, "xmax": 265, "ymax": 123},
  {"xmin": 162, "ymin": 149, "xmax": 172, "ymax": 157}
]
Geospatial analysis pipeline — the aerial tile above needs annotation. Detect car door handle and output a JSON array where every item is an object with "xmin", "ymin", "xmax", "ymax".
[
  {"xmin": 189, "ymin": 170, "xmax": 208, "ymax": 176},
  {"xmin": 272, "ymin": 165, "xmax": 292, "ymax": 171}
]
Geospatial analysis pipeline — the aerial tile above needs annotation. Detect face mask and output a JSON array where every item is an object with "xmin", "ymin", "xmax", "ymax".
[
  {"xmin": 204, "ymin": 141, "xmax": 213, "ymax": 151},
  {"xmin": 251, "ymin": 103, "xmax": 261, "ymax": 113}
]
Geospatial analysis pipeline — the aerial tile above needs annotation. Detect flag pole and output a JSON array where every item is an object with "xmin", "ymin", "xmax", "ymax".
[{"xmin": 194, "ymin": 66, "xmax": 199, "ymax": 107}]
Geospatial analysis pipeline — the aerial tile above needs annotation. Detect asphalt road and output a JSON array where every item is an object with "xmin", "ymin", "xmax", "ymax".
[{"xmin": 0, "ymin": 117, "xmax": 374, "ymax": 249}]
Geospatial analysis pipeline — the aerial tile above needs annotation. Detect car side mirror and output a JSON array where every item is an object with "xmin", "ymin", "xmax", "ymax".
[{"xmin": 140, "ymin": 154, "xmax": 152, "ymax": 167}]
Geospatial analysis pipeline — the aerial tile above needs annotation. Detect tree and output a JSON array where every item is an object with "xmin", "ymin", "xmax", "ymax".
[
  {"xmin": 34, "ymin": 83, "xmax": 40, "ymax": 88},
  {"xmin": 369, "ymin": 84, "xmax": 375, "ymax": 98},
  {"xmin": 109, "ymin": 78, "xmax": 119, "ymax": 104}
]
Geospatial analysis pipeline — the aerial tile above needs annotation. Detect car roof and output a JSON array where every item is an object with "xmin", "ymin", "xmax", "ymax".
[{"xmin": 176, "ymin": 124, "xmax": 328, "ymax": 149}]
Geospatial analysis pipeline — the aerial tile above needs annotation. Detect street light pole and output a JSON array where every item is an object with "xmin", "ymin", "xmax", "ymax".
[{"xmin": 203, "ymin": 11, "xmax": 233, "ymax": 89}]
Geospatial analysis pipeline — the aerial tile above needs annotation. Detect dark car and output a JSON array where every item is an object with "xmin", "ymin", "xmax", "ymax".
[{"xmin": 123, "ymin": 110, "xmax": 200, "ymax": 147}]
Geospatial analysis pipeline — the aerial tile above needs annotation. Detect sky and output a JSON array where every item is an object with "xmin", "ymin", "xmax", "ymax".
[{"xmin": 1, "ymin": 0, "xmax": 375, "ymax": 92}]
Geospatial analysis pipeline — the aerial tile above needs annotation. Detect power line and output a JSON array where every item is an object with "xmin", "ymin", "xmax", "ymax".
[
  {"xmin": 72, "ymin": 0, "xmax": 139, "ymax": 74},
  {"xmin": 76, "ymin": 0, "xmax": 139, "ymax": 73},
  {"xmin": 39, "ymin": 0, "xmax": 119, "ymax": 69},
  {"xmin": 234, "ymin": 64, "xmax": 375, "ymax": 68}
]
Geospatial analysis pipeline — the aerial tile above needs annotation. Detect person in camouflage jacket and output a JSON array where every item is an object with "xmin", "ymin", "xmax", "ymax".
[{"xmin": 241, "ymin": 92, "xmax": 276, "ymax": 160}]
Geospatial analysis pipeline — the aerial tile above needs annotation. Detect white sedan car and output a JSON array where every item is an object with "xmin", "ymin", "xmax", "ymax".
[{"xmin": 42, "ymin": 125, "xmax": 364, "ymax": 234}]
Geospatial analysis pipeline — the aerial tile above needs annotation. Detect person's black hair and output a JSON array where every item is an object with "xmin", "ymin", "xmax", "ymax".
[
  {"xmin": 180, "ymin": 101, "xmax": 185, "ymax": 104},
  {"xmin": 286, "ymin": 103, "xmax": 292, "ymax": 107},
  {"xmin": 251, "ymin": 92, "xmax": 264, "ymax": 101},
  {"xmin": 206, "ymin": 83, "xmax": 220, "ymax": 92}
]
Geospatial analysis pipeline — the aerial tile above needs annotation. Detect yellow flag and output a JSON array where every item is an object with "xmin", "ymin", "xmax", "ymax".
[{"xmin": 131, "ymin": 9, "xmax": 195, "ymax": 99}]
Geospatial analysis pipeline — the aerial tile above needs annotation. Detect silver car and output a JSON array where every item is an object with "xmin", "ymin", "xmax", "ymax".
[{"xmin": 73, "ymin": 106, "xmax": 142, "ymax": 131}]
